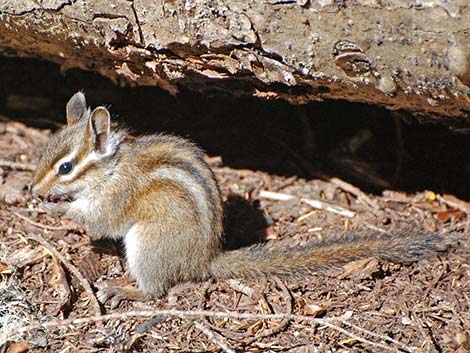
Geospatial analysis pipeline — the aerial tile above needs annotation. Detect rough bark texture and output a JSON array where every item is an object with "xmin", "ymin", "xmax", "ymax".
[{"xmin": 0, "ymin": 1, "xmax": 469, "ymax": 118}]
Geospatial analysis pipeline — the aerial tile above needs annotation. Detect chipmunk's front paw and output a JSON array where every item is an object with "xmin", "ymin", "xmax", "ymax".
[
  {"xmin": 42, "ymin": 202, "xmax": 69, "ymax": 216},
  {"xmin": 97, "ymin": 285, "xmax": 148, "ymax": 309}
]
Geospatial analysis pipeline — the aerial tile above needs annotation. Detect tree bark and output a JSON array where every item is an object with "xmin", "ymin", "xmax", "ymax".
[{"xmin": 0, "ymin": 0, "xmax": 469, "ymax": 118}]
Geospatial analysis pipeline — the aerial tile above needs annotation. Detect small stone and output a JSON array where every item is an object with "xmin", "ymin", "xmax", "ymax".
[
  {"xmin": 401, "ymin": 316, "xmax": 412, "ymax": 325},
  {"xmin": 381, "ymin": 307, "xmax": 395, "ymax": 315},
  {"xmin": 377, "ymin": 76, "xmax": 397, "ymax": 95},
  {"xmin": 427, "ymin": 98, "xmax": 439, "ymax": 106},
  {"xmin": 455, "ymin": 332, "xmax": 467, "ymax": 345}
]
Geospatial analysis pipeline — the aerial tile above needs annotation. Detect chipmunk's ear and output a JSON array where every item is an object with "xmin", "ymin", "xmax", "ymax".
[
  {"xmin": 66, "ymin": 92, "xmax": 89, "ymax": 125},
  {"xmin": 88, "ymin": 106, "xmax": 111, "ymax": 154}
]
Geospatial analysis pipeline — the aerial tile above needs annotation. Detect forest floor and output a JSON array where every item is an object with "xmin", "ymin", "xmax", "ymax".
[{"xmin": 0, "ymin": 118, "xmax": 469, "ymax": 353}]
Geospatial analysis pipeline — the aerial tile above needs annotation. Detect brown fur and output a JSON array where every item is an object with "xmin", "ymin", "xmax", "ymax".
[{"xmin": 32, "ymin": 92, "xmax": 453, "ymax": 308}]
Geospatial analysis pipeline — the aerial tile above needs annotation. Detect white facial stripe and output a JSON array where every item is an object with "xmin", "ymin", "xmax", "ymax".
[
  {"xmin": 55, "ymin": 149, "xmax": 99, "ymax": 181},
  {"xmin": 35, "ymin": 169, "xmax": 57, "ymax": 191},
  {"xmin": 53, "ymin": 129, "xmax": 121, "ymax": 181},
  {"xmin": 33, "ymin": 148, "xmax": 79, "ymax": 188},
  {"xmin": 54, "ymin": 148, "xmax": 79, "ymax": 173},
  {"xmin": 66, "ymin": 151, "xmax": 98, "ymax": 180},
  {"xmin": 153, "ymin": 167, "xmax": 210, "ymax": 237}
]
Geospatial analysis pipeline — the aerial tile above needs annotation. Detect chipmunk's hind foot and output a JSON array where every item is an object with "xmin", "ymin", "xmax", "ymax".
[{"xmin": 97, "ymin": 285, "xmax": 150, "ymax": 309}]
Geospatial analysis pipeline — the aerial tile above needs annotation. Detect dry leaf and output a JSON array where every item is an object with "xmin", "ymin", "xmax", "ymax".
[
  {"xmin": 443, "ymin": 331, "xmax": 470, "ymax": 350},
  {"xmin": 49, "ymin": 254, "xmax": 72, "ymax": 314},
  {"xmin": 0, "ymin": 341, "xmax": 29, "ymax": 353},
  {"xmin": 441, "ymin": 194, "xmax": 470, "ymax": 213},
  {"xmin": 338, "ymin": 258, "xmax": 381, "ymax": 280},
  {"xmin": 0, "ymin": 172, "xmax": 30, "ymax": 204},
  {"xmin": 248, "ymin": 320, "xmax": 263, "ymax": 335},
  {"xmin": 227, "ymin": 279, "xmax": 254, "ymax": 298},
  {"xmin": 262, "ymin": 226, "xmax": 279, "ymax": 240},
  {"xmin": 437, "ymin": 209, "xmax": 463, "ymax": 222},
  {"xmin": 8, "ymin": 246, "xmax": 48, "ymax": 268},
  {"xmin": 0, "ymin": 262, "xmax": 13, "ymax": 274},
  {"xmin": 301, "ymin": 303, "xmax": 325, "ymax": 317},
  {"xmin": 380, "ymin": 307, "xmax": 396, "ymax": 315},
  {"xmin": 75, "ymin": 251, "xmax": 102, "ymax": 283},
  {"xmin": 258, "ymin": 296, "xmax": 272, "ymax": 314},
  {"xmin": 246, "ymin": 348, "xmax": 264, "ymax": 353}
]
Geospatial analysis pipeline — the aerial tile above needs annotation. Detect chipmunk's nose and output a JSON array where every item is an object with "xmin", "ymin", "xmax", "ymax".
[
  {"xmin": 30, "ymin": 181, "xmax": 43, "ymax": 197},
  {"xmin": 29, "ymin": 183, "xmax": 43, "ymax": 204},
  {"xmin": 31, "ymin": 169, "xmax": 53, "ymax": 197},
  {"xmin": 31, "ymin": 183, "xmax": 39, "ymax": 196}
]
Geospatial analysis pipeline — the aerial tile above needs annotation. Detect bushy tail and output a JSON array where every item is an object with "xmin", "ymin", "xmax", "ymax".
[{"xmin": 209, "ymin": 229, "xmax": 454, "ymax": 279}]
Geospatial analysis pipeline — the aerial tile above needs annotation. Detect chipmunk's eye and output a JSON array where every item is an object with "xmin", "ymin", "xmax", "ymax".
[{"xmin": 58, "ymin": 161, "xmax": 74, "ymax": 175}]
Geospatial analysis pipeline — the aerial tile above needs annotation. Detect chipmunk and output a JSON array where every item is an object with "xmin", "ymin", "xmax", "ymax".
[{"xmin": 32, "ymin": 92, "xmax": 451, "ymax": 308}]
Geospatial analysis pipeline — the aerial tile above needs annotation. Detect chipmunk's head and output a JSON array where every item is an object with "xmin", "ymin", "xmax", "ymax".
[{"xmin": 32, "ymin": 92, "xmax": 122, "ymax": 206}]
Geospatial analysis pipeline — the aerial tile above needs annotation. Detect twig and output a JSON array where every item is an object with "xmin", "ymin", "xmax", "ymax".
[
  {"xmin": 259, "ymin": 190, "xmax": 355, "ymax": 218},
  {"xmin": 241, "ymin": 278, "xmax": 293, "ymax": 346},
  {"xmin": 436, "ymin": 194, "xmax": 470, "ymax": 214},
  {"xmin": 194, "ymin": 321, "xmax": 236, "ymax": 353},
  {"xmin": 423, "ymin": 261, "xmax": 449, "ymax": 299},
  {"xmin": 301, "ymin": 198, "xmax": 355, "ymax": 218},
  {"xmin": 14, "ymin": 212, "xmax": 77, "ymax": 231},
  {"xmin": 26, "ymin": 232, "xmax": 101, "ymax": 318},
  {"xmin": 410, "ymin": 312, "xmax": 439, "ymax": 352},
  {"xmin": 8, "ymin": 309, "xmax": 413, "ymax": 351},
  {"xmin": 362, "ymin": 222, "xmax": 389, "ymax": 234},
  {"xmin": 259, "ymin": 190, "xmax": 295, "ymax": 201},
  {"xmin": 119, "ymin": 317, "xmax": 167, "ymax": 351},
  {"xmin": 317, "ymin": 320, "xmax": 401, "ymax": 352},
  {"xmin": 329, "ymin": 177, "xmax": 380, "ymax": 211},
  {"xmin": 0, "ymin": 159, "xmax": 35, "ymax": 171},
  {"xmin": 336, "ymin": 318, "xmax": 414, "ymax": 350}
]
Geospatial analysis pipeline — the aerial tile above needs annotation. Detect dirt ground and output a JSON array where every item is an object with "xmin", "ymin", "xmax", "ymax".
[
  {"xmin": 0, "ymin": 58, "xmax": 469, "ymax": 353},
  {"xmin": 0, "ymin": 117, "xmax": 469, "ymax": 353}
]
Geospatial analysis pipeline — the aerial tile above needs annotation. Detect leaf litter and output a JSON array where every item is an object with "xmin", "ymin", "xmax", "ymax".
[{"xmin": 0, "ymin": 120, "xmax": 469, "ymax": 352}]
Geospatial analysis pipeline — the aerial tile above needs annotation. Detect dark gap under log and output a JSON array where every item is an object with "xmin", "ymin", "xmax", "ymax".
[{"xmin": 2, "ymin": 57, "xmax": 470, "ymax": 199}]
